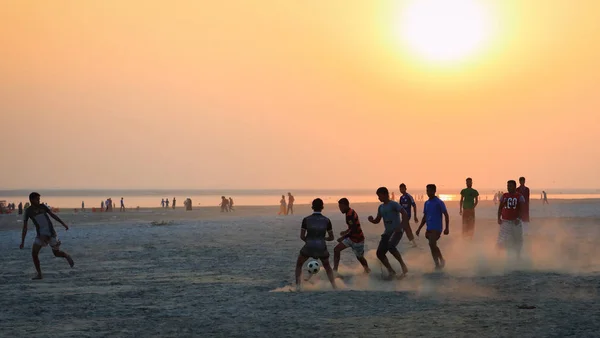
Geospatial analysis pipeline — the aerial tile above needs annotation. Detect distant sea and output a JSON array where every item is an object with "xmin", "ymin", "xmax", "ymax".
[{"xmin": 1, "ymin": 188, "xmax": 599, "ymax": 208}]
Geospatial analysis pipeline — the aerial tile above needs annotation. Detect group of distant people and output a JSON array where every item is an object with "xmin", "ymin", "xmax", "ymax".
[
  {"xmin": 1, "ymin": 202, "xmax": 22, "ymax": 214},
  {"xmin": 220, "ymin": 196, "xmax": 234, "ymax": 212},
  {"xmin": 160, "ymin": 198, "xmax": 176, "ymax": 209},
  {"xmin": 295, "ymin": 177, "xmax": 533, "ymax": 291},
  {"xmin": 278, "ymin": 193, "xmax": 295, "ymax": 216},
  {"xmin": 97, "ymin": 198, "xmax": 126, "ymax": 212}
]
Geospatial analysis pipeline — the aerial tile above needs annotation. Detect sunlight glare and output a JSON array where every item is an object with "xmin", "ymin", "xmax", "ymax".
[{"xmin": 397, "ymin": 0, "xmax": 492, "ymax": 63}]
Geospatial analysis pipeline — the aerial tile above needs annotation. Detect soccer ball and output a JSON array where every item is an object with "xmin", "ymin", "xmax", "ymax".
[{"xmin": 306, "ymin": 260, "xmax": 320, "ymax": 274}]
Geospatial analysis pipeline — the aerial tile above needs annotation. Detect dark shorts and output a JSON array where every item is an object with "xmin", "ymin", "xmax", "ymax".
[
  {"xmin": 377, "ymin": 231, "xmax": 403, "ymax": 253},
  {"xmin": 425, "ymin": 230, "xmax": 441, "ymax": 241},
  {"xmin": 300, "ymin": 245, "xmax": 330, "ymax": 259}
]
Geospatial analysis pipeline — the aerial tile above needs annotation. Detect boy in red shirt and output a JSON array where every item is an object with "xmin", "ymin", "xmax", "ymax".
[
  {"xmin": 497, "ymin": 180, "xmax": 526, "ymax": 257},
  {"xmin": 333, "ymin": 198, "xmax": 371, "ymax": 274}
]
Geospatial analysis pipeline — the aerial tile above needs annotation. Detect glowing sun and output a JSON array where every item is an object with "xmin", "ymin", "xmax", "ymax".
[{"xmin": 397, "ymin": 0, "xmax": 492, "ymax": 63}]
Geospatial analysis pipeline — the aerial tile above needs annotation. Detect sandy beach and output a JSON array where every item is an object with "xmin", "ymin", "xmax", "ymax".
[{"xmin": 1, "ymin": 200, "xmax": 599, "ymax": 337}]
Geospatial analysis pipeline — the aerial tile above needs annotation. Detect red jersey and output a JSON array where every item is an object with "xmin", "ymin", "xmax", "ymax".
[
  {"xmin": 344, "ymin": 208, "xmax": 365, "ymax": 243},
  {"xmin": 516, "ymin": 186, "xmax": 530, "ymax": 222},
  {"xmin": 500, "ymin": 192, "xmax": 525, "ymax": 221}
]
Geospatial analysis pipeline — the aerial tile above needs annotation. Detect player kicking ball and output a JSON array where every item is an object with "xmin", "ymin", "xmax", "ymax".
[
  {"xmin": 295, "ymin": 198, "xmax": 337, "ymax": 291},
  {"xmin": 333, "ymin": 198, "xmax": 371, "ymax": 276},
  {"xmin": 20, "ymin": 192, "xmax": 74, "ymax": 280}
]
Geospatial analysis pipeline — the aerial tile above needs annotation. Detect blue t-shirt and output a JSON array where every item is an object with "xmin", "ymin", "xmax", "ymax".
[
  {"xmin": 378, "ymin": 201, "xmax": 403, "ymax": 234},
  {"xmin": 423, "ymin": 197, "xmax": 447, "ymax": 231},
  {"xmin": 399, "ymin": 193, "xmax": 416, "ymax": 218}
]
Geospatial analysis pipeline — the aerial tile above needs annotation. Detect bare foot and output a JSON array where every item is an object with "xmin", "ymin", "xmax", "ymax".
[
  {"xmin": 66, "ymin": 255, "xmax": 75, "ymax": 268},
  {"xmin": 32, "ymin": 275, "xmax": 43, "ymax": 280}
]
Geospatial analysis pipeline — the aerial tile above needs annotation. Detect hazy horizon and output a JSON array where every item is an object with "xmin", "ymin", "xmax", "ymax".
[{"xmin": 2, "ymin": 0, "xmax": 599, "ymax": 190}]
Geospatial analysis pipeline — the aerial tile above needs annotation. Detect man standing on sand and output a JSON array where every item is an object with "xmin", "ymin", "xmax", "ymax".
[
  {"xmin": 459, "ymin": 177, "xmax": 479, "ymax": 240},
  {"xmin": 368, "ymin": 187, "xmax": 409, "ymax": 280},
  {"xmin": 287, "ymin": 192, "xmax": 295, "ymax": 215},
  {"xmin": 517, "ymin": 177, "xmax": 530, "ymax": 235},
  {"xmin": 172, "ymin": 197, "xmax": 176, "ymax": 209},
  {"xmin": 120, "ymin": 198, "xmax": 125, "ymax": 212},
  {"xmin": 20, "ymin": 192, "xmax": 74, "ymax": 280},
  {"xmin": 498, "ymin": 180, "xmax": 526, "ymax": 258},
  {"xmin": 229, "ymin": 197, "xmax": 234, "ymax": 212},
  {"xmin": 398, "ymin": 183, "xmax": 418, "ymax": 247}
]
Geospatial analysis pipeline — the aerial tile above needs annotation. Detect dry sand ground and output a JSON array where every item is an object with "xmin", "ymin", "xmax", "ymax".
[{"xmin": 1, "ymin": 200, "xmax": 600, "ymax": 337}]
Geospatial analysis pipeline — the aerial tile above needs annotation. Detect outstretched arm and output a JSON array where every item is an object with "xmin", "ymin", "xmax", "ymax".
[
  {"xmin": 459, "ymin": 195, "xmax": 464, "ymax": 215},
  {"xmin": 48, "ymin": 210, "xmax": 69, "ymax": 230}
]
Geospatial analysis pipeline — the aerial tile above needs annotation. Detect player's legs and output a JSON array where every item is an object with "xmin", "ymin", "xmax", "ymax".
[
  {"xmin": 295, "ymin": 254, "xmax": 309, "ymax": 286},
  {"xmin": 320, "ymin": 257, "xmax": 337, "ymax": 289},
  {"xmin": 462, "ymin": 209, "xmax": 475, "ymax": 240},
  {"xmin": 31, "ymin": 242, "xmax": 43, "ymax": 279},
  {"xmin": 426, "ymin": 231, "xmax": 443, "ymax": 268},
  {"xmin": 357, "ymin": 256, "xmax": 370, "ymax": 273},
  {"xmin": 333, "ymin": 242, "xmax": 348, "ymax": 272},
  {"xmin": 402, "ymin": 218, "xmax": 416, "ymax": 244},
  {"xmin": 388, "ymin": 231, "xmax": 408, "ymax": 275},
  {"xmin": 342, "ymin": 238, "xmax": 370, "ymax": 273},
  {"xmin": 497, "ymin": 221, "xmax": 511, "ymax": 252},
  {"xmin": 376, "ymin": 235, "xmax": 396, "ymax": 276},
  {"xmin": 512, "ymin": 222, "xmax": 524, "ymax": 259},
  {"xmin": 351, "ymin": 241, "xmax": 370, "ymax": 273}
]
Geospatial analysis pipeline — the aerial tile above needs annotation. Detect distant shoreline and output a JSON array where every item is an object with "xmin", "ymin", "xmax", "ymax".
[
  {"xmin": 1, "ymin": 188, "xmax": 600, "ymax": 197},
  {"xmin": 1, "ymin": 198, "xmax": 599, "ymax": 211}
]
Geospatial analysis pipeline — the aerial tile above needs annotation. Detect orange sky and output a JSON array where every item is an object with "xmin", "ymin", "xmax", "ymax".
[{"xmin": 1, "ymin": 0, "xmax": 599, "ymax": 190}]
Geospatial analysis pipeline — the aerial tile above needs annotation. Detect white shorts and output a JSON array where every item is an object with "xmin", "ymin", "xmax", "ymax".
[
  {"xmin": 497, "ymin": 220, "xmax": 523, "ymax": 249},
  {"xmin": 521, "ymin": 221, "xmax": 530, "ymax": 235},
  {"xmin": 34, "ymin": 236, "xmax": 61, "ymax": 250},
  {"xmin": 341, "ymin": 238, "xmax": 365, "ymax": 257}
]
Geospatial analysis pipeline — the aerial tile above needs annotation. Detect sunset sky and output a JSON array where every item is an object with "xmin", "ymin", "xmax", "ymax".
[{"xmin": 1, "ymin": 0, "xmax": 598, "ymax": 190}]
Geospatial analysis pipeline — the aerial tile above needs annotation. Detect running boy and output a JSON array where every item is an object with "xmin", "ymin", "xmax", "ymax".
[
  {"xmin": 333, "ymin": 198, "xmax": 370, "ymax": 274},
  {"xmin": 416, "ymin": 184, "xmax": 449, "ymax": 270},
  {"xmin": 368, "ymin": 187, "xmax": 409, "ymax": 279},
  {"xmin": 20, "ymin": 192, "xmax": 74, "ymax": 279}
]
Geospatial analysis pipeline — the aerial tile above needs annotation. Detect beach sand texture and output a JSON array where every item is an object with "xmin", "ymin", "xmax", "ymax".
[{"xmin": 1, "ymin": 200, "xmax": 599, "ymax": 337}]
